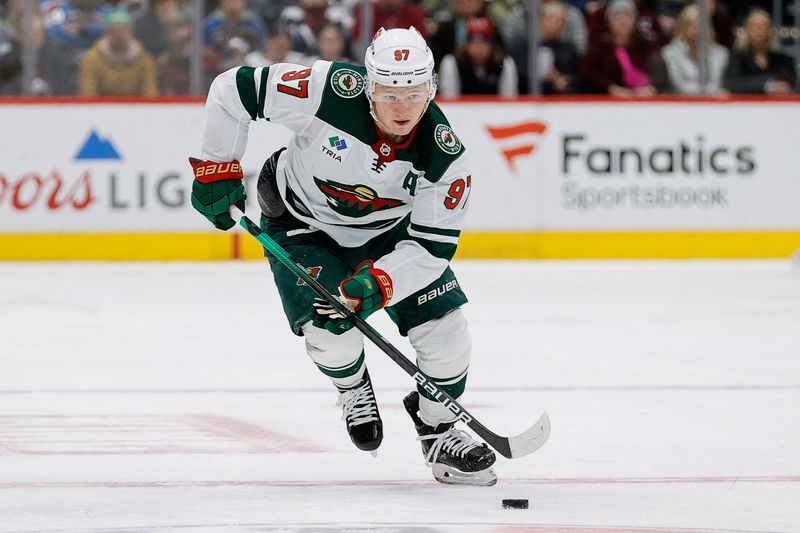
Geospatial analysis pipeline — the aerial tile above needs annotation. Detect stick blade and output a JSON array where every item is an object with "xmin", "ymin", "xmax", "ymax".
[{"xmin": 507, "ymin": 412, "xmax": 551, "ymax": 458}]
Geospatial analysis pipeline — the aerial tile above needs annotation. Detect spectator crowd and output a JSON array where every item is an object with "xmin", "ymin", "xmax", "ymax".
[{"xmin": 0, "ymin": 0, "xmax": 797, "ymax": 96}]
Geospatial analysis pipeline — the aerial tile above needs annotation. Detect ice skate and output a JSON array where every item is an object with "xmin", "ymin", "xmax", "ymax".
[
  {"xmin": 337, "ymin": 369, "xmax": 383, "ymax": 454},
  {"xmin": 403, "ymin": 391, "xmax": 497, "ymax": 486}
]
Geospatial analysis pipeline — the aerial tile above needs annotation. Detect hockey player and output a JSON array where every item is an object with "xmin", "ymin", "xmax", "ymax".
[{"xmin": 189, "ymin": 27, "xmax": 496, "ymax": 486}]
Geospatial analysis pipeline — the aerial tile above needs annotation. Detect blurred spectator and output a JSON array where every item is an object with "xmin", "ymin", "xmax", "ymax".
[
  {"xmin": 701, "ymin": 0, "xmax": 734, "ymax": 50},
  {"xmin": 157, "ymin": 12, "xmax": 192, "ymax": 94},
  {"xmin": 429, "ymin": 0, "xmax": 488, "ymax": 66},
  {"xmin": 79, "ymin": 9, "xmax": 158, "ymax": 96},
  {"xmin": 0, "ymin": 19, "xmax": 22, "ymax": 94},
  {"xmin": 656, "ymin": 0, "xmax": 734, "ymax": 49},
  {"xmin": 438, "ymin": 16, "xmax": 518, "ymax": 97},
  {"xmin": 245, "ymin": 31, "xmax": 310, "ymax": 66},
  {"xmin": 40, "ymin": 0, "xmax": 106, "ymax": 94},
  {"xmin": 353, "ymin": 0, "xmax": 428, "ymax": 46},
  {"xmin": 308, "ymin": 23, "xmax": 354, "ymax": 63},
  {"xmin": 537, "ymin": 2, "xmax": 580, "ymax": 94},
  {"xmin": 248, "ymin": 0, "xmax": 295, "ymax": 33},
  {"xmin": 724, "ymin": 8, "xmax": 796, "ymax": 94},
  {"xmin": 587, "ymin": 0, "xmax": 668, "ymax": 49},
  {"xmin": 204, "ymin": 0, "xmax": 267, "ymax": 75},
  {"xmin": 134, "ymin": 0, "xmax": 186, "ymax": 57},
  {"xmin": 1, "ymin": 1, "xmax": 51, "ymax": 95},
  {"xmin": 661, "ymin": 4, "xmax": 729, "ymax": 95},
  {"xmin": 581, "ymin": 0, "xmax": 667, "ymax": 95},
  {"xmin": 501, "ymin": 0, "xmax": 585, "ymax": 94},
  {"xmin": 278, "ymin": 0, "xmax": 332, "ymax": 57},
  {"xmin": 502, "ymin": 0, "xmax": 586, "ymax": 61},
  {"xmin": 42, "ymin": 0, "xmax": 105, "ymax": 40}
]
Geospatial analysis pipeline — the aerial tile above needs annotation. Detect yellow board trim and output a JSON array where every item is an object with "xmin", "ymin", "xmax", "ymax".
[
  {"xmin": 1, "ymin": 231, "xmax": 799, "ymax": 260},
  {"xmin": 0, "ymin": 233, "xmax": 233, "ymax": 261}
]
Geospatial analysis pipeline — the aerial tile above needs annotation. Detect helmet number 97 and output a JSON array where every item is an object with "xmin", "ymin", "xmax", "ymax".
[
  {"xmin": 444, "ymin": 176, "xmax": 471, "ymax": 210},
  {"xmin": 394, "ymin": 49, "xmax": 410, "ymax": 61}
]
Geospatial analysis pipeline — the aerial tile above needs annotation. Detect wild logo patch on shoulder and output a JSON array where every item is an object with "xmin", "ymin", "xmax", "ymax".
[
  {"xmin": 330, "ymin": 69, "xmax": 364, "ymax": 98},
  {"xmin": 434, "ymin": 124, "xmax": 461, "ymax": 154}
]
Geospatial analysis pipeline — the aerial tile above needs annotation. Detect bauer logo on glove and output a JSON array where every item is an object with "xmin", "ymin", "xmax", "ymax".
[
  {"xmin": 312, "ymin": 260, "xmax": 393, "ymax": 335},
  {"xmin": 188, "ymin": 157, "xmax": 246, "ymax": 231}
]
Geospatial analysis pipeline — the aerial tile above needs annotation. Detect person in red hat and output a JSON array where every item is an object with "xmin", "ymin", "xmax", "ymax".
[{"xmin": 438, "ymin": 16, "xmax": 518, "ymax": 97}]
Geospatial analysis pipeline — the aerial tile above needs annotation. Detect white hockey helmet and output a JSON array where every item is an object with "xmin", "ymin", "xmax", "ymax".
[{"xmin": 364, "ymin": 26, "xmax": 437, "ymax": 103}]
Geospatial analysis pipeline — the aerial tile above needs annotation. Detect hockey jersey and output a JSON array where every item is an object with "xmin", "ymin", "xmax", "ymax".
[{"xmin": 201, "ymin": 60, "xmax": 472, "ymax": 304}]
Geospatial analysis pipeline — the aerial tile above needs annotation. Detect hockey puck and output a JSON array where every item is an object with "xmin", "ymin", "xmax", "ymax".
[{"xmin": 502, "ymin": 499, "xmax": 529, "ymax": 509}]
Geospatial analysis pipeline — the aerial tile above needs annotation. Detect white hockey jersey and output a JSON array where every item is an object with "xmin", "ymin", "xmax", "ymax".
[{"xmin": 201, "ymin": 60, "xmax": 472, "ymax": 304}]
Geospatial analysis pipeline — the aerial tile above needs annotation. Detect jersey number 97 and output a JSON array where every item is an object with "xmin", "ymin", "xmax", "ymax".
[{"xmin": 277, "ymin": 68, "xmax": 312, "ymax": 98}]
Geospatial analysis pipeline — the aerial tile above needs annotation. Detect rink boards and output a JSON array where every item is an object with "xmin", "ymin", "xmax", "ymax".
[{"xmin": 1, "ymin": 97, "xmax": 798, "ymax": 259}]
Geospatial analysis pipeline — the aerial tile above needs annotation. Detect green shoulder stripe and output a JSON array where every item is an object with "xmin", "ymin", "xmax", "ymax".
[
  {"xmin": 236, "ymin": 66, "xmax": 258, "ymax": 121},
  {"xmin": 235, "ymin": 66, "xmax": 269, "ymax": 120},
  {"xmin": 257, "ymin": 68, "xmax": 269, "ymax": 118}
]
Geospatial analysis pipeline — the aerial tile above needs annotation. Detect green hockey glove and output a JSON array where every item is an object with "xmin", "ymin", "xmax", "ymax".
[
  {"xmin": 312, "ymin": 260, "xmax": 393, "ymax": 335},
  {"xmin": 189, "ymin": 157, "xmax": 246, "ymax": 231}
]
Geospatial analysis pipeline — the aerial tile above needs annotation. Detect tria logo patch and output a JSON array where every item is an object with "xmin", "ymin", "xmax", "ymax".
[
  {"xmin": 329, "ymin": 136, "xmax": 347, "ymax": 151},
  {"xmin": 314, "ymin": 177, "xmax": 405, "ymax": 218},
  {"xmin": 485, "ymin": 120, "xmax": 548, "ymax": 174},
  {"xmin": 321, "ymin": 132, "xmax": 350, "ymax": 162}
]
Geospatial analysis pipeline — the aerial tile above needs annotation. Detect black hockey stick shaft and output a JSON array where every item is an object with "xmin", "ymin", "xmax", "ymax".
[{"xmin": 237, "ymin": 214, "xmax": 549, "ymax": 459}]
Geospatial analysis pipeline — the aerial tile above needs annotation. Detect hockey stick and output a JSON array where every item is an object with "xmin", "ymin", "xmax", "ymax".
[{"xmin": 237, "ymin": 213, "xmax": 550, "ymax": 459}]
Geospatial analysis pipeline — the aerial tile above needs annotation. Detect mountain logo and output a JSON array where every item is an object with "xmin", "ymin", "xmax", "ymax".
[
  {"xmin": 75, "ymin": 130, "xmax": 122, "ymax": 160},
  {"xmin": 485, "ymin": 121, "xmax": 548, "ymax": 173},
  {"xmin": 314, "ymin": 177, "xmax": 405, "ymax": 218}
]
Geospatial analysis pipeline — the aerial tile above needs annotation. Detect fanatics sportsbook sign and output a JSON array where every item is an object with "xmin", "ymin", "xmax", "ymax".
[{"xmin": 0, "ymin": 100, "xmax": 797, "ymax": 234}]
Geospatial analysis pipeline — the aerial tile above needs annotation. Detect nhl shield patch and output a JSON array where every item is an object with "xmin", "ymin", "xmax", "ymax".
[
  {"xmin": 434, "ymin": 124, "xmax": 461, "ymax": 154},
  {"xmin": 330, "ymin": 69, "xmax": 365, "ymax": 98}
]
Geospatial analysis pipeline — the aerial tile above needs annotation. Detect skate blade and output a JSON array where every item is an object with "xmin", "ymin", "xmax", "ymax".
[
  {"xmin": 369, "ymin": 450, "xmax": 378, "ymax": 458},
  {"xmin": 432, "ymin": 464, "xmax": 497, "ymax": 486}
]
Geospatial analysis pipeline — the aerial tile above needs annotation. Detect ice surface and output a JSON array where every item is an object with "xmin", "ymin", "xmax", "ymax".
[{"xmin": 1, "ymin": 260, "xmax": 798, "ymax": 532}]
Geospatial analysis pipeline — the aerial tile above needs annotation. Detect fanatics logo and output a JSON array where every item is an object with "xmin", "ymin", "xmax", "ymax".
[
  {"xmin": 330, "ymin": 68, "xmax": 365, "ymax": 98},
  {"xmin": 434, "ymin": 124, "xmax": 461, "ymax": 155},
  {"xmin": 485, "ymin": 120, "xmax": 548, "ymax": 174}
]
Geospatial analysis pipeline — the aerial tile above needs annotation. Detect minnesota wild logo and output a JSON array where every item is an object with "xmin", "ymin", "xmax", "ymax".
[
  {"xmin": 434, "ymin": 124, "xmax": 461, "ymax": 154},
  {"xmin": 314, "ymin": 177, "xmax": 405, "ymax": 218},
  {"xmin": 330, "ymin": 68, "xmax": 364, "ymax": 98}
]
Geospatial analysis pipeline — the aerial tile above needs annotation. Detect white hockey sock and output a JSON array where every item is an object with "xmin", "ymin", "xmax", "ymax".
[{"xmin": 302, "ymin": 321, "xmax": 366, "ymax": 390}]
